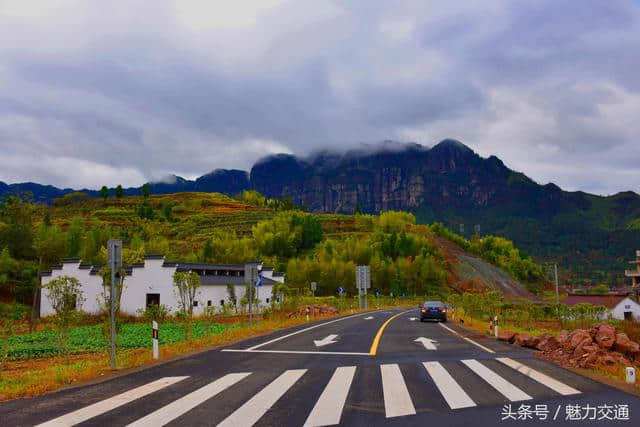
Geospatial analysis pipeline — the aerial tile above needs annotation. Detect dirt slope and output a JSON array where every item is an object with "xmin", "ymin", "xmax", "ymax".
[{"xmin": 433, "ymin": 236, "xmax": 535, "ymax": 299}]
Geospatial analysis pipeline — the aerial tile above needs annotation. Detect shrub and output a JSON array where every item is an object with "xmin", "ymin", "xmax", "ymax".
[{"xmin": 137, "ymin": 303, "xmax": 170, "ymax": 322}]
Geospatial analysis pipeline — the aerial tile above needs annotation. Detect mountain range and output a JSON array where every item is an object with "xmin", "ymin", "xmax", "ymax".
[{"xmin": 2, "ymin": 139, "xmax": 639, "ymax": 284}]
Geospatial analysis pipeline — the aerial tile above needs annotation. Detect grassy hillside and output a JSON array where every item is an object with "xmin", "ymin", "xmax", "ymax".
[{"xmin": 0, "ymin": 191, "xmax": 543, "ymax": 310}]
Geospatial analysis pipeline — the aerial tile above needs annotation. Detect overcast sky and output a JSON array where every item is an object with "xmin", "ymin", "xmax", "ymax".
[{"xmin": 1, "ymin": 0, "xmax": 639, "ymax": 195}]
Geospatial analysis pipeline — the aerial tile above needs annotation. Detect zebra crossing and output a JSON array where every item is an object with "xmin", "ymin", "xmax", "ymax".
[{"xmin": 36, "ymin": 357, "xmax": 582, "ymax": 427}]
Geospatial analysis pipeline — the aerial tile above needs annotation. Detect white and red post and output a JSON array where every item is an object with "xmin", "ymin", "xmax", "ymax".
[{"xmin": 152, "ymin": 321, "xmax": 159, "ymax": 359}]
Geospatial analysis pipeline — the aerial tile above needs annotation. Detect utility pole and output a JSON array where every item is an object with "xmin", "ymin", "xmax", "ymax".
[{"xmin": 108, "ymin": 240, "xmax": 121, "ymax": 371}]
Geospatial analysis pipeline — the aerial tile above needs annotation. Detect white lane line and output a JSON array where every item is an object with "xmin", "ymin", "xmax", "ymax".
[
  {"xmin": 423, "ymin": 362, "xmax": 476, "ymax": 410},
  {"xmin": 36, "ymin": 377, "xmax": 188, "ymax": 427},
  {"xmin": 245, "ymin": 313, "xmax": 371, "ymax": 350},
  {"xmin": 217, "ymin": 369, "xmax": 307, "ymax": 427},
  {"xmin": 303, "ymin": 366, "xmax": 356, "ymax": 427},
  {"xmin": 439, "ymin": 323, "xmax": 496, "ymax": 353},
  {"xmin": 461, "ymin": 359, "xmax": 532, "ymax": 402},
  {"xmin": 497, "ymin": 358, "xmax": 581, "ymax": 396},
  {"xmin": 127, "ymin": 373, "xmax": 251, "ymax": 427},
  {"xmin": 221, "ymin": 349, "xmax": 371, "ymax": 356},
  {"xmin": 380, "ymin": 364, "xmax": 416, "ymax": 418}
]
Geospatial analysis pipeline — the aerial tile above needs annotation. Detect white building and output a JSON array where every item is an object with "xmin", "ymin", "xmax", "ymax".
[
  {"xmin": 40, "ymin": 255, "xmax": 285, "ymax": 317},
  {"xmin": 562, "ymin": 293, "xmax": 640, "ymax": 322}
]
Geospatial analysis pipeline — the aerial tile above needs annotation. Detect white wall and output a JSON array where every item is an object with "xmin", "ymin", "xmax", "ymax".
[
  {"xmin": 120, "ymin": 259, "xmax": 177, "ymax": 316},
  {"xmin": 41, "ymin": 261, "xmax": 102, "ymax": 316},
  {"xmin": 610, "ymin": 297, "xmax": 640, "ymax": 321},
  {"xmin": 195, "ymin": 284, "xmax": 274, "ymax": 314},
  {"xmin": 41, "ymin": 259, "xmax": 278, "ymax": 317}
]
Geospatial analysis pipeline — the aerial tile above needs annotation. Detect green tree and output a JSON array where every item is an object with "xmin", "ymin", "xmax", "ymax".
[
  {"xmin": 31, "ymin": 224, "xmax": 66, "ymax": 332},
  {"xmin": 240, "ymin": 190, "xmax": 266, "ymax": 207},
  {"xmin": 142, "ymin": 183, "xmax": 150, "ymax": 199},
  {"xmin": 100, "ymin": 186, "xmax": 109, "ymax": 201},
  {"xmin": 162, "ymin": 203, "xmax": 173, "ymax": 221},
  {"xmin": 43, "ymin": 275, "xmax": 85, "ymax": 358},
  {"xmin": 0, "ymin": 195, "xmax": 35, "ymax": 259},
  {"xmin": 66, "ymin": 216, "xmax": 84, "ymax": 257},
  {"xmin": 226, "ymin": 284, "xmax": 237, "ymax": 313},
  {"xmin": 202, "ymin": 239, "xmax": 213, "ymax": 261},
  {"xmin": 172, "ymin": 271, "xmax": 201, "ymax": 339},
  {"xmin": 115, "ymin": 185, "xmax": 124, "ymax": 199}
]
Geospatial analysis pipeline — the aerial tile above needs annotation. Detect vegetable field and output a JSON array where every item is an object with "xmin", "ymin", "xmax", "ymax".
[{"xmin": 6, "ymin": 322, "xmax": 237, "ymax": 360}]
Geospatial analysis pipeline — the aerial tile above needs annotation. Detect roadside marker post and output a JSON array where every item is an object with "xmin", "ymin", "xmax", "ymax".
[
  {"xmin": 152, "ymin": 321, "xmax": 159, "ymax": 359},
  {"xmin": 626, "ymin": 367, "xmax": 636, "ymax": 384},
  {"xmin": 311, "ymin": 282, "xmax": 317, "ymax": 319},
  {"xmin": 494, "ymin": 315, "xmax": 499, "ymax": 338}
]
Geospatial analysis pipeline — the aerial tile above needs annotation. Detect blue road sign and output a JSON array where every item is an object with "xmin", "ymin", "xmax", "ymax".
[
  {"xmin": 338, "ymin": 286, "xmax": 344, "ymax": 295},
  {"xmin": 255, "ymin": 273, "xmax": 263, "ymax": 287}
]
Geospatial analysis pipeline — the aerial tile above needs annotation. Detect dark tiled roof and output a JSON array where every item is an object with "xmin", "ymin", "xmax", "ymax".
[
  {"xmin": 144, "ymin": 254, "xmax": 165, "ymax": 260},
  {"xmin": 272, "ymin": 272, "xmax": 285, "ymax": 277},
  {"xmin": 176, "ymin": 263, "xmax": 245, "ymax": 270},
  {"xmin": 62, "ymin": 258, "xmax": 81, "ymax": 263},
  {"xmin": 131, "ymin": 262, "xmax": 145, "ymax": 268},
  {"xmin": 162, "ymin": 262, "xmax": 178, "ymax": 267},
  {"xmin": 562, "ymin": 294, "xmax": 628, "ymax": 309},
  {"xmin": 79, "ymin": 264, "xmax": 93, "ymax": 270}
]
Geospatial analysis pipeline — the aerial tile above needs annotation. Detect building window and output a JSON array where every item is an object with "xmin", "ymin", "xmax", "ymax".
[
  {"xmin": 220, "ymin": 299, "xmax": 224, "ymax": 306},
  {"xmin": 207, "ymin": 300, "xmax": 212, "ymax": 306},
  {"xmin": 146, "ymin": 293, "xmax": 160, "ymax": 307},
  {"xmin": 266, "ymin": 298, "xmax": 270, "ymax": 304},
  {"xmin": 194, "ymin": 300, "xmax": 198, "ymax": 307}
]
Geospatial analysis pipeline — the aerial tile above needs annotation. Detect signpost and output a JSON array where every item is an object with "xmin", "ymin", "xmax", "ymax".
[
  {"xmin": 107, "ymin": 240, "xmax": 122, "ymax": 370},
  {"xmin": 244, "ymin": 262, "xmax": 261, "ymax": 325},
  {"xmin": 255, "ymin": 272, "xmax": 263, "ymax": 314},
  {"xmin": 356, "ymin": 266, "xmax": 370, "ymax": 309}
]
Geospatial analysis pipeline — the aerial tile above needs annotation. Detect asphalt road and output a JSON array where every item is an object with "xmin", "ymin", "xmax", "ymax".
[{"xmin": 2, "ymin": 307, "xmax": 640, "ymax": 426}]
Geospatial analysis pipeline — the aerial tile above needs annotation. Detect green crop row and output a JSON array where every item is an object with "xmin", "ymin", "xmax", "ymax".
[{"xmin": 5, "ymin": 322, "xmax": 237, "ymax": 360}]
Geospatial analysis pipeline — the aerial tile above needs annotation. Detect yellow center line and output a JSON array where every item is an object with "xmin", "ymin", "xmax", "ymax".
[{"xmin": 369, "ymin": 309, "xmax": 415, "ymax": 356}]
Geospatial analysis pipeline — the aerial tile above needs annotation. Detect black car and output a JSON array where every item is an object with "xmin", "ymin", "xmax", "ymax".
[{"xmin": 420, "ymin": 301, "xmax": 447, "ymax": 322}]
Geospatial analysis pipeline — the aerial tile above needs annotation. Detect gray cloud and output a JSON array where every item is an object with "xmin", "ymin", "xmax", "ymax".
[{"xmin": 0, "ymin": 0, "xmax": 639, "ymax": 194}]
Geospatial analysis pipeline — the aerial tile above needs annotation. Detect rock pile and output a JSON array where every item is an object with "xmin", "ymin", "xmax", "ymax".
[
  {"xmin": 498, "ymin": 324, "xmax": 640, "ymax": 369},
  {"xmin": 288, "ymin": 304, "xmax": 339, "ymax": 318}
]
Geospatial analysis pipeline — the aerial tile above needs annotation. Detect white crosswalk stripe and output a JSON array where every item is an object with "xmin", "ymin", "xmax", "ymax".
[
  {"xmin": 462, "ymin": 359, "xmax": 532, "ymax": 401},
  {"xmin": 217, "ymin": 369, "xmax": 307, "ymax": 427},
  {"xmin": 303, "ymin": 366, "xmax": 356, "ymax": 427},
  {"xmin": 497, "ymin": 357, "xmax": 581, "ymax": 395},
  {"xmin": 36, "ymin": 376, "xmax": 188, "ymax": 427},
  {"xmin": 380, "ymin": 363, "xmax": 416, "ymax": 418},
  {"xmin": 35, "ymin": 359, "xmax": 583, "ymax": 426},
  {"xmin": 127, "ymin": 373, "xmax": 251, "ymax": 427},
  {"xmin": 423, "ymin": 362, "xmax": 476, "ymax": 409}
]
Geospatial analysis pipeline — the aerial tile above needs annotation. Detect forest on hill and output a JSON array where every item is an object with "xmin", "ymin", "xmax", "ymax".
[{"xmin": 0, "ymin": 190, "xmax": 545, "ymax": 319}]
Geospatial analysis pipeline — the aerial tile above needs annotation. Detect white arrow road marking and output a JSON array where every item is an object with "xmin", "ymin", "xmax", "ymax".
[
  {"xmin": 314, "ymin": 334, "xmax": 339, "ymax": 347},
  {"xmin": 408, "ymin": 317, "xmax": 418, "ymax": 321},
  {"xmin": 414, "ymin": 337, "xmax": 438, "ymax": 350},
  {"xmin": 364, "ymin": 316, "xmax": 374, "ymax": 320}
]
